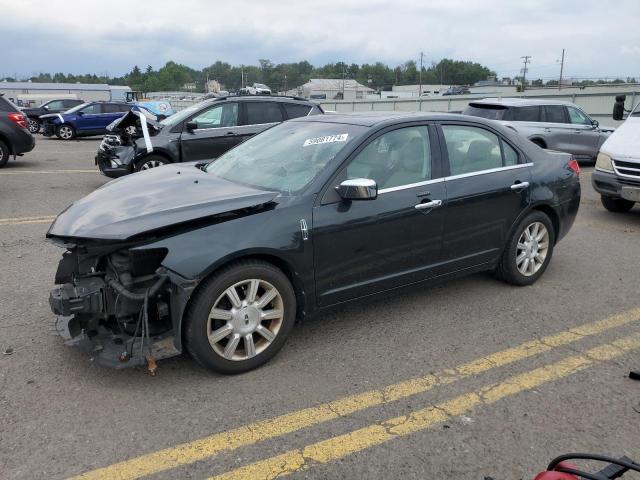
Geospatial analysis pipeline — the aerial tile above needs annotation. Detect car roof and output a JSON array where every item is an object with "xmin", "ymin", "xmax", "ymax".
[
  {"xmin": 469, "ymin": 97, "xmax": 576, "ymax": 107},
  {"xmin": 289, "ymin": 111, "xmax": 501, "ymax": 127},
  {"xmin": 206, "ymin": 95, "xmax": 314, "ymax": 105}
]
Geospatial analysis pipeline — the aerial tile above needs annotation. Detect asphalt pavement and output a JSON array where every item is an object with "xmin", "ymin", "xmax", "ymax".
[{"xmin": 1, "ymin": 136, "xmax": 639, "ymax": 480}]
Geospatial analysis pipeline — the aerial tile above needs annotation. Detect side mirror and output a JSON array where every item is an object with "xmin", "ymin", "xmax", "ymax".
[
  {"xmin": 43, "ymin": 105, "xmax": 49, "ymax": 110},
  {"xmin": 592, "ymin": 119, "xmax": 599, "ymax": 128},
  {"xmin": 336, "ymin": 178, "xmax": 377, "ymax": 201},
  {"xmin": 185, "ymin": 121, "xmax": 197, "ymax": 131},
  {"xmin": 76, "ymin": 111, "xmax": 84, "ymax": 116}
]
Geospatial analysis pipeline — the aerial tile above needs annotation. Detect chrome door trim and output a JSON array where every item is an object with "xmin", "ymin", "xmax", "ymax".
[
  {"xmin": 378, "ymin": 178, "xmax": 444, "ymax": 195},
  {"xmin": 444, "ymin": 162, "xmax": 533, "ymax": 182}
]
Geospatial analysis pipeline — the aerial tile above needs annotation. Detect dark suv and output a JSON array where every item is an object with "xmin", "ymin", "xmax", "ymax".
[
  {"xmin": 95, "ymin": 95, "xmax": 323, "ymax": 177},
  {"xmin": 22, "ymin": 98, "xmax": 84, "ymax": 134},
  {"xmin": 0, "ymin": 94, "xmax": 35, "ymax": 167},
  {"xmin": 41, "ymin": 101, "xmax": 132, "ymax": 140}
]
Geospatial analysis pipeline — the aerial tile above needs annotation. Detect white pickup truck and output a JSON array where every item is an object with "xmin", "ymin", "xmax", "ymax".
[{"xmin": 592, "ymin": 98, "xmax": 640, "ymax": 212}]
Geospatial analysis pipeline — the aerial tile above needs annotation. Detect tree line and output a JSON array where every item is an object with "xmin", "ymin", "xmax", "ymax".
[{"xmin": 8, "ymin": 58, "xmax": 496, "ymax": 93}]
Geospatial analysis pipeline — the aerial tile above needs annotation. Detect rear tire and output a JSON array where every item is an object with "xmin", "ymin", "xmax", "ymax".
[
  {"xmin": 601, "ymin": 195, "xmax": 635, "ymax": 213},
  {"xmin": 56, "ymin": 124, "xmax": 75, "ymax": 140},
  {"xmin": 496, "ymin": 211, "xmax": 555, "ymax": 286},
  {"xmin": 0, "ymin": 140, "xmax": 9, "ymax": 167},
  {"xmin": 184, "ymin": 260, "xmax": 296, "ymax": 374},
  {"xmin": 135, "ymin": 155, "xmax": 168, "ymax": 172}
]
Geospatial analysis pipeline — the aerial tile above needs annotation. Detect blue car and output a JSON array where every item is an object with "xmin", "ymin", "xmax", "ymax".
[{"xmin": 41, "ymin": 101, "xmax": 132, "ymax": 140}]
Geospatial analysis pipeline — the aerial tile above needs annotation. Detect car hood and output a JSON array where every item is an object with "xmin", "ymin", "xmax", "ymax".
[
  {"xmin": 600, "ymin": 116, "xmax": 640, "ymax": 160},
  {"xmin": 47, "ymin": 163, "xmax": 278, "ymax": 241}
]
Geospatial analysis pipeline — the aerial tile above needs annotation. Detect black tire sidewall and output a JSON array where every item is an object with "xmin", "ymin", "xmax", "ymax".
[
  {"xmin": 135, "ymin": 155, "xmax": 168, "ymax": 172},
  {"xmin": 499, "ymin": 211, "xmax": 555, "ymax": 286},
  {"xmin": 601, "ymin": 195, "xmax": 634, "ymax": 213},
  {"xmin": 0, "ymin": 140, "xmax": 9, "ymax": 167},
  {"xmin": 184, "ymin": 261, "xmax": 296, "ymax": 374}
]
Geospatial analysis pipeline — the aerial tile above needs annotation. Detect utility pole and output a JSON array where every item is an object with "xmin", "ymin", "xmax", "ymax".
[
  {"xmin": 558, "ymin": 49, "xmax": 565, "ymax": 91},
  {"xmin": 520, "ymin": 56, "xmax": 531, "ymax": 92},
  {"xmin": 341, "ymin": 65, "xmax": 347, "ymax": 99},
  {"xmin": 418, "ymin": 51, "xmax": 424, "ymax": 97}
]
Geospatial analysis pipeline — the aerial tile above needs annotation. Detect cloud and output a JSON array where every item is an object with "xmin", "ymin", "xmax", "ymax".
[{"xmin": 3, "ymin": 0, "xmax": 640, "ymax": 81}]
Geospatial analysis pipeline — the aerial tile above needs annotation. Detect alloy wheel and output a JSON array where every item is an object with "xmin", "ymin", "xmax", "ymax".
[
  {"xmin": 28, "ymin": 119, "xmax": 39, "ymax": 134},
  {"xmin": 515, "ymin": 221, "xmax": 549, "ymax": 276},
  {"xmin": 58, "ymin": 125, "xmax": 73, "ymax": 140},
  {"xmin": 140, "ymin": 159, "xmax": 165, "ymax": 170},
  {"xmin": 206, "ymin": 279, "xmax": 284, "ymax": 361}
]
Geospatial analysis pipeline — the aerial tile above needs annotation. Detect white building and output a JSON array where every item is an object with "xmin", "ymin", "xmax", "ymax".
[
  {"xmin": 0, "ymin": 81, "xmax": 131, "ymax": 106},
  {"xmin": 288, "ymin": 79, "xmax": 374, "ymax": 101}
]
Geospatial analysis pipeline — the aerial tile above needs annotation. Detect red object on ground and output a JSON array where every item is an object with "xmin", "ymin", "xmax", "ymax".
[{"xmin": 533, "ymin": 461, "xmax": 579, "ymax": 480}]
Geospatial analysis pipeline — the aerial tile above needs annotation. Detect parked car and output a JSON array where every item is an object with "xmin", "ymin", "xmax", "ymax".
[
  {"xmin": 592, "ymin": 98, "xmax": 640, "ymax": 212},
  {"xmin": 95, "ymin": 95, "xmax": 323, "ymax": 177},
  {"xmin": 239, "ymin": 83, "xmax": 272, "ymax": 95},
  {"xmin": 48, "ymin": 112, "xmax": 580, "ymax": 374},
  {"xmin": 0, "ymin": 94, "xmax": 35, "ymax": 167},
  {"xmin": 41, "ymin": 101, "xmax": 132, "ymax": 140},
  {"xmin": 21, "ymin": 98, "xmax": 84, "ymax": 134},
  {"xmin": 443, "ymin": 86, "xmax": 471, "ymax": 96},
  {"xmin": 463, "ymin": 98, "xmax": 613, "ymax": 162}
]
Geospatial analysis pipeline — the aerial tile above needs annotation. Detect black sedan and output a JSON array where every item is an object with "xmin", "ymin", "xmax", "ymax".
[{"xmin": 47, "ymin": 112, "xmax": 581, "ymax": 374}]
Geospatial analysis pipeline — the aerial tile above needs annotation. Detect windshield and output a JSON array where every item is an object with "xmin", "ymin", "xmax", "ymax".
[
  {"xmin": 64, "ymin": 102, "xmax": 91, "ymax": 114},
  {"xmin": 206, "ymin": 121, "xmax": 366, "ymax": 194},
  {"xmin": 632, "ymin": 102, "xmax": 640, "ymax": 116},
  {"xmin": 254, "ymin": 84, "xmax": 269, "ymax": 89},
  {"xmin": 160, "ymin": 102, "xmax": 206, "ymax": 127},
  {"xmin": 463, "ymin": 105, "xmax": 507, "ymax": 120}
]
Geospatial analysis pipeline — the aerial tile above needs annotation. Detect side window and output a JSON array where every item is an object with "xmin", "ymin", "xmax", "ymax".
[
  {"xmin": 346, "ymin": 126, "xmax": 431, "ymax": 190},
  {"xmin": 64, "ymin": 100, "xmax": 80, "ymax": 108},
  {"xmin": 103, "ymin": 104, "xmax": 125, "ymax": 114},
  {"xmin": 191, "ymin": 102, "xmax": 238, "ymax": 129},
  {"xmin": 245, "ymin": 102, "xmax": 284, "ymax": 125},
  {"xmin": 543, "ymin": 105, "xmax": 567, "ymax": 123},
  {"xmin": 510, "ymin": 106, "xmax": 541, "ymax": 122},
  {"xmin": 80, "ymin": 104, "xmax": 102, "ymax": 114},
  {"xmin": 502, "ymin": 140, "xmax": 519, "ymax": 166},
  {"xmin": 442, "ymin": 125, "xmax": 504, "ymax": 175},
  {"xmin": 567, "ymin": 106, "xmax": 591, "ymax": 125},
  {"xmin": 45, "ymin": 100, "xmax": 65, "ymax": 110},
  {"xmin": 283, "ymin": 103, "xmax": 312, "ymax": 119}
]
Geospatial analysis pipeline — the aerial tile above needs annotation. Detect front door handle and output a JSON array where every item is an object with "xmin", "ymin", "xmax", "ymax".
[
  {"xmin": 226, "ymin": 131, "xmax": 237, "ymax": 136},
  {"xmin": 415, "ymin": 199, "xmax": 442, "ymax": 210},
  {"xmin": 510, "ymin": 181, "xmax": 530, "ymax": 191}
]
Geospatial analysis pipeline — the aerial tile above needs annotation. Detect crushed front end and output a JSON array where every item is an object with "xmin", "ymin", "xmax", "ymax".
[{"xmin": 48, "ymin": 238, "xmax": 195, "ymax": 370}]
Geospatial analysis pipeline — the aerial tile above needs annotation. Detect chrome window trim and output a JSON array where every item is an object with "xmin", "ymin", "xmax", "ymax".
[
  {"xmin": 376, "ymin": 163, "xmax": 533, "ymax": 195},
  {"xmin": 378, "ymin": 177, "xmax": 444, "ymax": 194},
  {"xmin": 190, "ymin": 122, "xmax": 278, "ymax": 133},
  {"xmin": 445, "ymin": 162, "xmax": 533, "ymax": 181}
]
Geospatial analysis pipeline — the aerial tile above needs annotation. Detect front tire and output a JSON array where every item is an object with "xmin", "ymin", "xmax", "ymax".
[
  {"xmin": 496, "ymin": 211, "xmax": 555, "ymax": 286},
  {"xmin": 0, "ymin": 140, "xmax": 9, "ymax": 167},
  {"xmin": 184, "ymin": 260, "xmax": 296, "ymax": 374},
  {"xmin": 135, "ymin": 155, "xmax": 168, "ymax": 172},
  {"xmin": 56, "ymin": 124, "xmax": 75, "ymax": 140},
  {"xmin": 601, "ymin": 195, "xmax": 635, "ymax": 213},
  {"xmin": 28, "ymin": 118, "xmax": 40, "ymax": 134}
]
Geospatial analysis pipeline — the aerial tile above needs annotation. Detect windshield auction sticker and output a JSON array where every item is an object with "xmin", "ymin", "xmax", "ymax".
[{"xmin": 303, "ymin": 133, "xmax": 348, "ymax": 147}]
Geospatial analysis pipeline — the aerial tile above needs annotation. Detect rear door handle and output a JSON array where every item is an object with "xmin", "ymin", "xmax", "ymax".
[
  {"xmin": 510, "ymin": 181, "xmax": 530, "ymax": 191},
  {"xmin": 415, "ymin": 199, "xmax": 442, "ymax": 210}
]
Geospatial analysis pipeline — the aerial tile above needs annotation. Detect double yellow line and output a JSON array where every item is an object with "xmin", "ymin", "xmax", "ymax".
[{"xmin": 71, "ymin": 307, "xmax": 640, "ymax": 480}]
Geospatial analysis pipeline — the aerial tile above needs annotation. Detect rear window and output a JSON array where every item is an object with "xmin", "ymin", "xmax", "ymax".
[
  {"xmin": 283, "ymin": 103, "xmax": 312, "ymax": 119},
  {"xmin": 0, "ymin": 96, "xmax": 18, "ymax": 112},
  {"xmin": 464, "ymin": 105, "xmax": 507, "ymax": 120}
]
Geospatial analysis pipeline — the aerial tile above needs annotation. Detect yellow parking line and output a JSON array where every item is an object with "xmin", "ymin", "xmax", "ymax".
[
  {"xmin": 69, "ymin": 307, "xmax": 640, "ymax": 480},
  {"xmin": 0, "ymin": 215, "xmax": 57, "ymax": 226},
  {"xmin": 0, "ymin": 169, "xmax": 96, "ymax": 175},
  {"xmin": 211, "ymin": 332, "xmax": 640, "ymax": 480}
]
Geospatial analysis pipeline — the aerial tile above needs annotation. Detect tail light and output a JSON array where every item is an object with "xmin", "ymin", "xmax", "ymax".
[
  {"xmin": 8, "ymin": 113, "xmax": 28, "ymax": 130},
  {"xmin": 567, "ymin": 157, "xmax": 580, "ymax": 176}
]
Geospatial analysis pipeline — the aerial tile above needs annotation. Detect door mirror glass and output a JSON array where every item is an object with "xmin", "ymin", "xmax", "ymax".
[
  {"xmin": 336, "ymin": 178, "xmax": 377, "ymax": 201},
  {"xmin": 185, "ymin": 121, "xmax": 198, "ymax": 131}
]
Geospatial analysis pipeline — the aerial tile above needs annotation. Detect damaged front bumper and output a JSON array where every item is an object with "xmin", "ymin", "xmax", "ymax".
[
  {"xmin": 48, "ymin": 244, "xmax": 196, "ymax": 370},
  {"xmin": 95, "ymin": 135, "xmax": 137, "ymax": 178}
]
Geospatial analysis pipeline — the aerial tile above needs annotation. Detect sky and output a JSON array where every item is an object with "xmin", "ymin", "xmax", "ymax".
[{"xmin": 2, "ymin": 0, "xmax": 640, "ymax": 82}]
